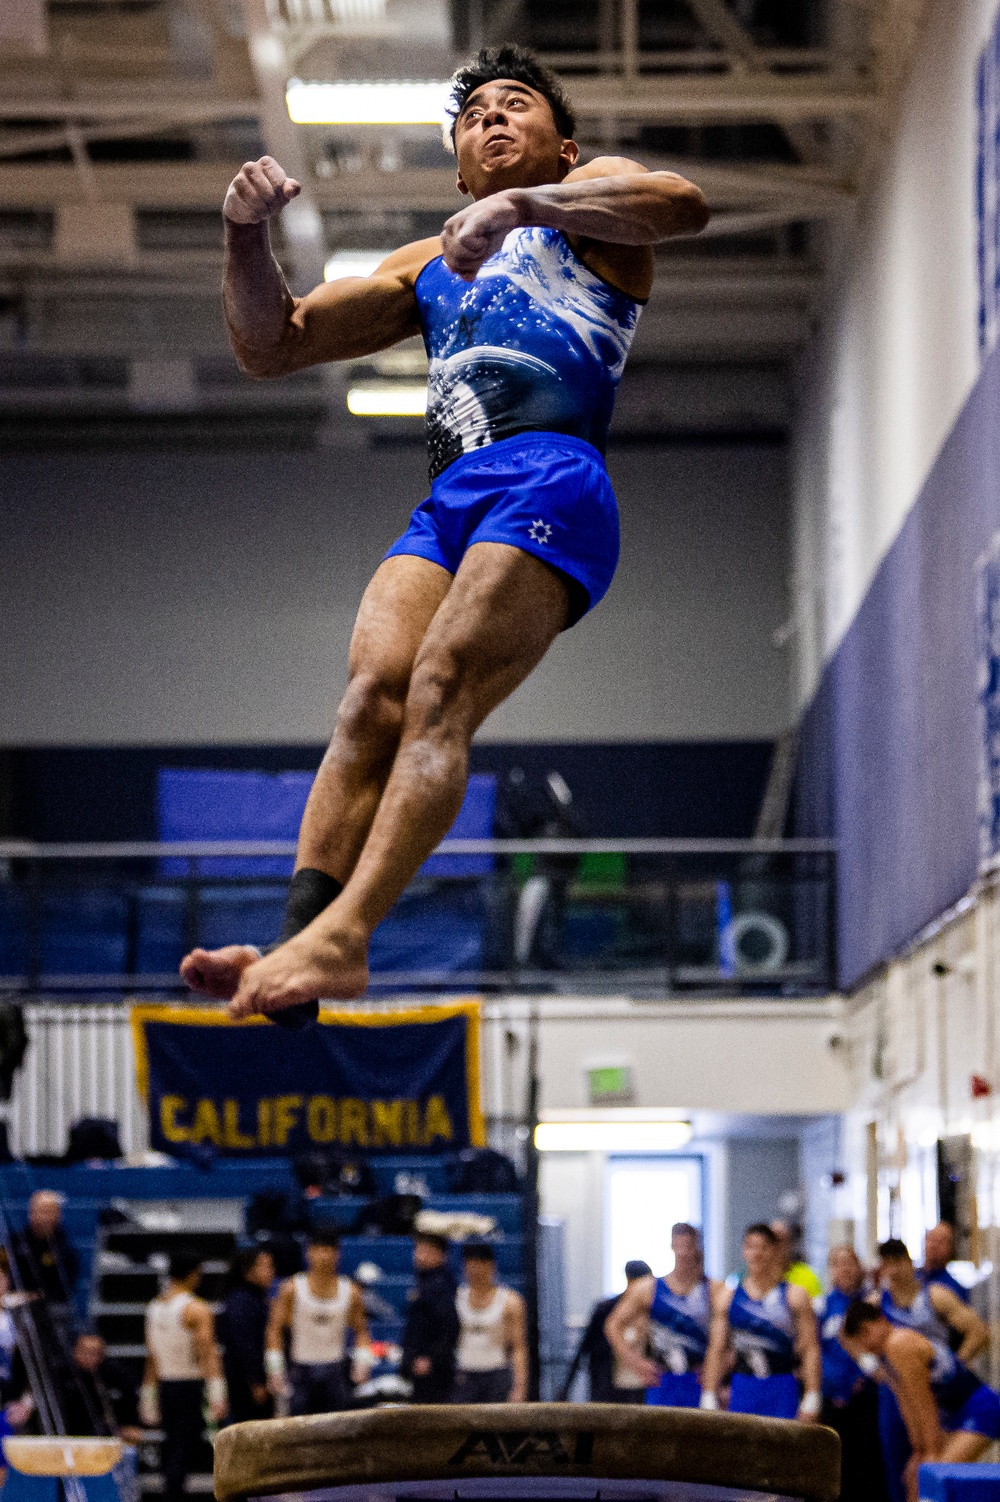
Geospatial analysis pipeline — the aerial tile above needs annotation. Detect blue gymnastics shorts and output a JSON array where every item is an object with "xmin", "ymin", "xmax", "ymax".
[
  {"xmin": 383, "ymin": 431, "xmax": 620, "ymax": 627},
  {"xmin": 646, "ymin": 1371, "xmax": 702, "ymax": 1408},
  {"xmin": 943, "ymin": 1381, "xmax": 1000, "ymax": 1438},
  {"xmin": 728, "ymin": 1371, "xmax": 801, "ymax": 1420}
]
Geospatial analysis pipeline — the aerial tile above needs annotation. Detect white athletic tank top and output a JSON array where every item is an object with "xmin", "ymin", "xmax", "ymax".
[
  {"xmin": 146, "ymin": 1291, "xmax": 201, "ymax": 1381},
  {"xmin": 456, "ymin": 1285, "xmax": 510, "ymax": 1373},
  {"xmin": 290, "ymin": 1273, "xmax": 351, "ymax": 1365}
]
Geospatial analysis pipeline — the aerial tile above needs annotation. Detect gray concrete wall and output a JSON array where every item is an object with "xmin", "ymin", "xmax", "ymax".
[{"xmin": 1, "ymin": 439, "xmax": 790, "ymax": 745}]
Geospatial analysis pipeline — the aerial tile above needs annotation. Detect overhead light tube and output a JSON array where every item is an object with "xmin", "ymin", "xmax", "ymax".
[
  {"xmin": 534, "ymin": 1120, "xmax": 693, "ymax": 1153},
  {"xmin": 287, "ymin": 80, "xmax": 451, "ymax": 126},
  {"xmin": 347, "ymin": 383, "xmax": 428, "ymax": 416}
]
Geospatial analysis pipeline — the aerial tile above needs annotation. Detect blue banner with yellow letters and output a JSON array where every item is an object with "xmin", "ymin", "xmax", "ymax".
[{"xmin": 131, "ymin": 1001, "xmax": 484, "ymax": 1157}]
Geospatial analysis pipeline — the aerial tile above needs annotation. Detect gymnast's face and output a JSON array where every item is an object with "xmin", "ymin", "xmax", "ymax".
[{"xmin": 454, "ymin": 79, "xmax": 579, "ymax": 199}]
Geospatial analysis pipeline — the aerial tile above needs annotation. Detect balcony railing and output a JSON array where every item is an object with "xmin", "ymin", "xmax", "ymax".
[{"xmin": 0, "ymin": 838, "xmax": 836, "ymax": 999}]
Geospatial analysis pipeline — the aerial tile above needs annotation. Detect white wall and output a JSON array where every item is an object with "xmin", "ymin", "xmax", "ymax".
[
  {"xmin": 0, "ymin": 439, "xmax": 790, "ymax": 745},
  {"xmin": 792, "ymin": 0, "xmax": 993, "ymax": 705},
  {"xmin": 834, "ymin": 883, "xmax": 1000, "ymax": 1385}
]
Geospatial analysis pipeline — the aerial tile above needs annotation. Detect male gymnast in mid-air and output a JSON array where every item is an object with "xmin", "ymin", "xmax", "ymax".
[{"xmin": 181, "ymin": 45, "xmax": 709, "ymax": 1025}]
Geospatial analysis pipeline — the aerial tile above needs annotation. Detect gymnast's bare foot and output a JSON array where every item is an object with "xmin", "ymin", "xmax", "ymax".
[
  {"xmin": 180, "ymin": 944, "xmax": 260, "ymax": 1000},
  {"xmin": 227, "ymin": 927, "xmax": 369, "ymax": 1019}
]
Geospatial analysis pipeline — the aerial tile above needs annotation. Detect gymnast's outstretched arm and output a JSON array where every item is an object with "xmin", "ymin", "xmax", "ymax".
[{"xmin": 221, "ymin": 156, "xmax": 439, "ymax": 377}]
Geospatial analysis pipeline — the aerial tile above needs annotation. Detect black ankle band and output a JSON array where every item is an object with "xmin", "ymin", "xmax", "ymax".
[
  {"xmin": 278, "ymin": 867, "xmax": 343, "ymax": 943},
  {"xmin": 270, "ymin": 867, "xmax": 343, "ymax": 1030}
]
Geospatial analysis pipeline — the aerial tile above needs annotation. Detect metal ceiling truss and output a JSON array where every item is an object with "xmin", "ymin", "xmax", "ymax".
[{"xmin": 0, "ymin": 0, "xmax": 931, "ymax": 425}]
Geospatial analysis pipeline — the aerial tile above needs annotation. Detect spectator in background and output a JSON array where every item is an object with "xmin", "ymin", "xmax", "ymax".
[
  {"xmin": 59, "ymin": 1333, "xmax": 142, "ymax": 1442},
  {"xmin": 402, "ymin": 1232, "xmax": 459, "ymax": 1404},
  {"xmin": 12, "ymin": 1191, "xmax": 79, "ymax": 1304},
  {"xmin": 815, "ymin": 1245, "xmax": 887, "ymax": 1502},
  {"xmin": 771, "ymin": 1219, "xmax": 823, "ymax": 1299},
  {"xmin": 453, "ymin": 1242, "xmax": 528, "ymax": 1403},
  {"xmin": 217, "ymin": 1248, "xmax": 275, "ymax": 1425},
  {"xmin": 142, "ymin": 1250, "xmax": 227, "ymax": 1502},
  {"xmin": 920, "ymin": 1223, "xmax": 969, "ymax": 1303},
  {"xmin": 560, "ymin": 1260, "xmax": 652, "ymax": 1403}
]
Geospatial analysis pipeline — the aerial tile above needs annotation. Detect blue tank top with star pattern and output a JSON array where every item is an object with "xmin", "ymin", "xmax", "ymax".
[{"xmin": 414, "ymin": 226, "xmax": 642, "ymax": 479}]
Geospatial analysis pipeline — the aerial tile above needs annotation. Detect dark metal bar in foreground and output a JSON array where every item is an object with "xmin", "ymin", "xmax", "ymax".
[{"xmin": 213, "ymin": 1403, "xmax": 841, "ymax": 1502}]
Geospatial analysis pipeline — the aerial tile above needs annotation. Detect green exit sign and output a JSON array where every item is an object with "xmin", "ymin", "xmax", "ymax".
[{"xmin": 587, "ymin": 1064, "xmax": 633, "ymax": 1103}]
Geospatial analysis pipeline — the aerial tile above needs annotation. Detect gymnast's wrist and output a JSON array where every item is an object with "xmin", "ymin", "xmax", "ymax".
[
  {"xmin": 798, "ymin": 1390, "xmax": 821, "ymax": 1417},
  {"xmin": 698, "ymin": 1390, "xmax": 719, "ymax": 1410},
  {"xmin": 501, "ymin": 187, "xmax": 533, "ymax": 230}
]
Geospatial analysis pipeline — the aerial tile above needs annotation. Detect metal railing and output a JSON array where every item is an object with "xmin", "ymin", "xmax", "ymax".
[{"xmin": 0, "ymin": 837, "xmax": 836, "ymax": 999}]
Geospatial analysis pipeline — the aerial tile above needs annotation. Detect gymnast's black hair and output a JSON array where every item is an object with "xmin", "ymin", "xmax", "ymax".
[
  {"xmin": 743, "ymin": 1222, "xmax": 778, "ymax": 1245},
  {"xmin": 842, "ymin": 1300, "xmax": 883, "ymax": 1337},
  {"xmin": 445, "ymin": 45, "xmax": 576, "ymax": 148}
]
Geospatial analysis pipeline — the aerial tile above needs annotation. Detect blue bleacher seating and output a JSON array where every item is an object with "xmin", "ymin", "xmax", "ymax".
[
  {"xmin": 0, "ymin": 886, "xmax": 28, "ymax": 977},
  {"xmin": 0, "ymin": 1160, "xmax": 525, "ymax": 1318},
  {"xmin": 41, "ymin": 890, "xmax": 130, "ymax": 977}
]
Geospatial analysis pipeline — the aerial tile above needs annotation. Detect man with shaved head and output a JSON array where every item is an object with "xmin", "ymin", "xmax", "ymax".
[
  {"xmin": 11, "ymin": 1190, "xmax": 78, "ymax": 1304},
  {"xmin": 920, "ymin": 1222, "xmax": 969, "ymax": 1304}
]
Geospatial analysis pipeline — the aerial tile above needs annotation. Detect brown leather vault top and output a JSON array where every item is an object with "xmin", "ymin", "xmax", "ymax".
[{"xmin": 213, "ymin": 1402, "xmax": 840, "ymax": 1502}]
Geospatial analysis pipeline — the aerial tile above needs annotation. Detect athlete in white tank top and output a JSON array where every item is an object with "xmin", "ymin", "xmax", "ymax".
[
  {"xmin": 453, "ymin": 1244, "xmax": 528, "ymax": 1403},
  {"xmin": 266, "ymin": 1234, "xmax": 371, "ymax": 1416},
  {"xmin": 289, "ymin": 1272, "xmax": 351, "ymax": 1363},
  {"xmin": 457, "ymin": 1285, "xmax": 509, "ymax": 1372},
  {"xmin": 146, "ymin": 1292, "xmax": 202, "ymax": 1380},
  {"xmin": 141, "ymin": 1253, "xmax": 227, "ymax": 1502}
]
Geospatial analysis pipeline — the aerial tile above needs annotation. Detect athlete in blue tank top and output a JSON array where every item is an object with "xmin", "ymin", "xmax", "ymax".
[
  {"xmin": 701, "ymin": 1223, "xmax": 821, "ymax": 1422},
  {"xmin": 874, "ymin": 1238, "xmax": 991, "ymax": 1502},
  {"xmin": 815, "ymin": 1245, "xmax": 871, "ymax": 1410},
  {"xmin": 182, "ymin": 45, "xmax": 708, "ymax": 1020},
  {"xmin": 605, "ymin": 1223, "xmax": 722, "ymax": 1409},
  {"xmin": 843, "ymin": 1298, "xmax": 1000, "ymax": 1486}
]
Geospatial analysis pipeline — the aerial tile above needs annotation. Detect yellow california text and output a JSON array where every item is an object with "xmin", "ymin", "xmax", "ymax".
[{"xmin": 158, "ymin": 1093, "xmax": 455, "ymax": 1150}]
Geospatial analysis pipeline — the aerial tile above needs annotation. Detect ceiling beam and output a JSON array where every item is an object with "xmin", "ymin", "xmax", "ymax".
[
  {"xmin": 682, "ymin": 0, "xmax": 825, "ymax": 164},
  {"xmin": 0, "ymin": 72, "xmax": 875, "ymax": 126},
  {"xmin": 0, "ymin": 160, "xmax": 856, "ymax": 215}
]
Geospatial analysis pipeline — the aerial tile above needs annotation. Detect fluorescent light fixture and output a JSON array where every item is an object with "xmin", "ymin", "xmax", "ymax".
[
  {"xmin": 347, "ymin": 383, "xmax": 428, "ymax": 416},
  {"xmin": 324, "ymin": 251, "xmax": 390, "ymax": 281},
  {"xmin": 286, "ymin": 79, "xmax": 451, "ymax": 126},
  {"xmin": 534, "ymin": 1120, "xmax": 693, "ymax": 1153}
]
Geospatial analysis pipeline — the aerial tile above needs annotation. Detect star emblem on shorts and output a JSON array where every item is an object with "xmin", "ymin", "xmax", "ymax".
[{"xmin": 528, "ymin": 518, "xmax": 552, "ymax": 544}]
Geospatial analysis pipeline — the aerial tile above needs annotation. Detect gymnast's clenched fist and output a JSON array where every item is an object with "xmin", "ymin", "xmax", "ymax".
[{"xmin": 223, "ymin": 156, "xmax": 301, "ymax": 225}]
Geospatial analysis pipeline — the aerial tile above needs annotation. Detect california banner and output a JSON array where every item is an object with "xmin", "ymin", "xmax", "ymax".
[{"xmin": 131, "ymin": 1000, "xmax": 484, "ymax": 1157}]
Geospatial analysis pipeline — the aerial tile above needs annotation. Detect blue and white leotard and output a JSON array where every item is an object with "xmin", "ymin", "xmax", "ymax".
[
  {"xmin": 414, "ymin": 227, "xmax": 642, "ymax": 479},
  {"xmin": 385, "ymin": 227, "xmax": 642, "ymax": 622},
  {"xmin": 880, "ymin": 1287, "xmax": 1000, "ymax": 1435},
  {"xmin": 645, "ymin": 1277, "xmax": 711, "ymax": 1408},
  {"xmin": 728, "ymin": 1280, "xmax": 800, "ymax": 1419}
]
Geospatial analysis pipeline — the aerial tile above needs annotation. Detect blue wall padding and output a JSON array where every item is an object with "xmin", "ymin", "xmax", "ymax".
[
  {"xmin": 157, "ymin": 769, "xmax": 313, "ymax": 876},
  {"xmin": 918, "ymin": 1463, "xmax": 1000, "ymax": 1499},
  {"xmin": 795, "ymin": 340, "xmax": 1000, "ymax": 988},
  {"xmin": 156, "ymin": 768, "xmax": 497, "ymax": 878}
]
